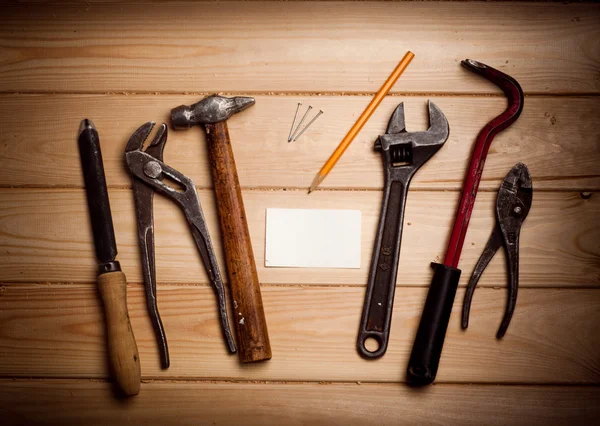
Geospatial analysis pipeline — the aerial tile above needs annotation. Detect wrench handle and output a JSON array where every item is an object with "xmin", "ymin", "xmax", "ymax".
[
  {"xmin": 205, "ymin": 121, "xmax": 272, "ymax": 363},
  {"xmin": 357, "ymin": 179, "xmax": 409, "ymax": 359},
  {"xmin": 407, "ymin": 262, "xmax": 460, "ymax": 385}
]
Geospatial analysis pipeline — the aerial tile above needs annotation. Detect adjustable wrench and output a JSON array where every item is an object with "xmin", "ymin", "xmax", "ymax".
[{"xmin": 357, "ymin": 101, "xmax": 449, "ymax": 359}]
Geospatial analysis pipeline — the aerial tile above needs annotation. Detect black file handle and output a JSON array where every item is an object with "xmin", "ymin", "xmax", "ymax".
[{"xmin": 407, "ymin": 262, "xmax": 461, "ymax": 385}]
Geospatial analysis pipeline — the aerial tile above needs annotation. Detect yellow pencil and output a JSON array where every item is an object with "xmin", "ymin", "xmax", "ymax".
[{"xmin": 308, "ymin": 51, "xmax": 415, "ymax": 193}]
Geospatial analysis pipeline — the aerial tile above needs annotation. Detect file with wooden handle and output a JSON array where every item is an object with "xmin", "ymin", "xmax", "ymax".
[{"xmin": 78, "ymin": 119, "xmax": 141, "ymax": 396}]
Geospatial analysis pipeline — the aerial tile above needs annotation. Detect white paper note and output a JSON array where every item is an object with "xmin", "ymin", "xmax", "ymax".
[{"xmin": 265, "ymin": 208, "xmax": 361, "ymax": 269}]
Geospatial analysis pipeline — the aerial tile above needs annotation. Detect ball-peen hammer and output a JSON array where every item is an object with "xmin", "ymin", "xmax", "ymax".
[{"xmin": 171, "ymin": 95, "xmax": 271, "ymax": 363}]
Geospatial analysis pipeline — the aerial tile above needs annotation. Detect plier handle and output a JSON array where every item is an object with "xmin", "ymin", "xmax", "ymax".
[
  {"xmin": 125, "ymin": 122, "xmax": 236, "ymax": 368},
  {"xmin": 461, "ymin": 162, "xmax": 533, "ymax": 338}
]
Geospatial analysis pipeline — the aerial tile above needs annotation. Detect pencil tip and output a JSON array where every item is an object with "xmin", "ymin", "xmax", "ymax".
[{"xmin": 308, "ymin": 173, "xmax": 324, "ymax": 194}]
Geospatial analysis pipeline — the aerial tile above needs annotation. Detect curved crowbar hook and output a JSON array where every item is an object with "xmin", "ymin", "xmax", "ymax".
[{"xmin": 444, "ymin": 59, "xmax": 524, "ymax": 268}]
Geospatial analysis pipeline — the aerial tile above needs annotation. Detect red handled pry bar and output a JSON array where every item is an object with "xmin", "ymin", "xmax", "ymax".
[{"xmin": 406, "ymin": 60, "xmax": 524, "ymax": 386}]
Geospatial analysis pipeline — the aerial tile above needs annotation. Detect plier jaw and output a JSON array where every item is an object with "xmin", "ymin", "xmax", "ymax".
[
  {"xmin": 125, "ymin": 121, "xmax": 168, "ymax": 159},
  {"xmin": 462, "ymin": 163, "xmax": 532, "ymax": 338},
  {"xmin": 497, "ymin": 162, "xmax": 532, "ymax": 238}
]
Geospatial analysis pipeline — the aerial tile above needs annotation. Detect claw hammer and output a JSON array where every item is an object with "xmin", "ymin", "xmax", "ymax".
[{"xmin": 171, "ymin": 95, "xmax": 271, "ymax": 363}]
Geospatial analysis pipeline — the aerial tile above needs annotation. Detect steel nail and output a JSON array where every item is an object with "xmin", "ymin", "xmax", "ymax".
[
  {"xmin": 288, "ymin": 103, "xmax": 302, "ymax": 142},
  {"xmin": 293, "ymin": 110, "xmax": 323, "ymax": 142},
  {"xmin": 290, "ymin": 105, "xmax": 313, "ymax": 142}
]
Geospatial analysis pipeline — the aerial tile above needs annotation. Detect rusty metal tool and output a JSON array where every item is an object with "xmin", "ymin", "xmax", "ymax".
[
  {"xmin": 125, "ymin": 122, "xmax": 236, "ymax": 368},
  {"xmin": 357, "ymin": 101, "xmax": 449, "ymax": 359},
  {"xmin": 407, "ymin": 60, "xmax": 524, "ymax": 386},
  {"xmin": 462, "ymin": 163, "xmax": 532, "ymax": 338},
  {"xmin": 171, "ymin": 95, "xmax": 271, "ymax": 363},
  {"xmin": 78, "ymin": 119, "xmax": 140, "ymax": 396}
]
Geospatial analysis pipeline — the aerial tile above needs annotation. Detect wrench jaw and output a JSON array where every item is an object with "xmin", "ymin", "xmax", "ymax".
[
  {"xmin": 375, "ymin": 101, "xmax": 449, "ymax": 176},
  {"xmin": 374, "ymin": 104, "xmax": 406, "ymax": 152},
  {"xmin": 425, "ymin": 101, "xmax": 450, "ymax": 145},
  {"xmin": 386, "ymin": 103, "xmax": 407, "ymax": 135}
]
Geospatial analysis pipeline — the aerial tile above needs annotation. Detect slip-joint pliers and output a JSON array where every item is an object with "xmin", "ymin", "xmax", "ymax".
[
  {"xmin": 125, "ymin": 122, "xmax": 236, "ymax": 368},
  {"xmin": 461, "ymin": 162, "xmax": 533, "ymax": 338}
]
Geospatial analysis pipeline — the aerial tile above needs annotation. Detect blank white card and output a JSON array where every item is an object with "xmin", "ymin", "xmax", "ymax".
[{"xmin": 265, "ymin": 208, "xmax": 361, "ymax": 269}]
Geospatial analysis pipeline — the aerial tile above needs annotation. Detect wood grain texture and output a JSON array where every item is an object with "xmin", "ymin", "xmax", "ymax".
[
  {"xmin": 97, "ymin": 271, "xmax": 141, "ymax": 396},
  {"xmin": 1, "ymin": 1, "xmax": 598, "ymax": 422},
  {"xmin": 0, "ymin": 189, "xmax": 597, "ymax": 287},
  {"xmin": 206, "ymin": 121, "xmax": 271, "ymax": 363},
  {"xmin": 0, "ymin": 95, "xmax": 598, "ymax": 191},
  {"xmin": 2, "ymin": 380, "xmax": 599, "ymax": 426},
  {"xmin": 1, "ymin": 283, "xmax": 599, "ymax": 384},
  {"xmin": 0, "ymin": 3, "xmax": 598, "ymax": 94}
]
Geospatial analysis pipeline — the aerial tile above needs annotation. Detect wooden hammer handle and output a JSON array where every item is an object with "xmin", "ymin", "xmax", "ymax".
[
  {"xmin": 205, "ymin": 121, "xmax": 272, "ymax": 363},
  {"xmin": 98, "ymin": 271, "xmax": 141, "ymax": 395}
]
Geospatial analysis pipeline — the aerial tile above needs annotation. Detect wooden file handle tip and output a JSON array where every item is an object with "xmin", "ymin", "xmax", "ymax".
[
  {"xmin": 98, "ymin": 271, "xmax": 141, "ymax": 396},
  {"xmin": 308, "ymin": 50, "xmax": 415, "ymax": 193}
]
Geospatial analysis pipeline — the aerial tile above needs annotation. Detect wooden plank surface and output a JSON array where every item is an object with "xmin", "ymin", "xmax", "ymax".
[
  {"xmin": 1, "ymin": 3, "xmax": 599, "ymax": 94},
  {"xmin": 0, "ymin": 189, "xmax": 597, "ymax": 287},
  {"xmin": 2, "ymin": 380, "xmax": 599, "ymax": 426},
  {"xmin": 1, "ymin": 95, "xmax": 598, "ymax": 191},
  {"xmin": 1, "ymin": 1, "xmax": 599, "ymax": 424},
  {"xmin": 1, "ymin": 283, "xmax": 598, "ymax": 384}
]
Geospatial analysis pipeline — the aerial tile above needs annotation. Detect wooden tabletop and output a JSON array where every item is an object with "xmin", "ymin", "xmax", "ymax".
[{"xmin": 1, "ymin": 1, "xmax": 599, "ymax": 425}]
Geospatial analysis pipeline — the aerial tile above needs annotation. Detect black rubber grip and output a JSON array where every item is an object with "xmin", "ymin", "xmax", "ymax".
[{"xmin": 407, "ymin": 262, "xmax": 461, "ymax": 386}]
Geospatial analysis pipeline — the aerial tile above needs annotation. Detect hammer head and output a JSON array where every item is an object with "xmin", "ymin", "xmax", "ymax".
[{"xmin": 171, "ymin": 94, "xmax": 255, "ymax": 129}]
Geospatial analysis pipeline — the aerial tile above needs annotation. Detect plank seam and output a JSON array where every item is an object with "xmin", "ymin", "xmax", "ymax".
[
  {"xmin": 2, "ymin": 282, "xmax": 599, "ymax": 290},
  {"xmin": 0, "ymin": 91, "xmax": 599, "ymax": 98},
  {"xmin": 0, "ymin": 377, "xmax": 598, "ymax": 387},
  {"xmin": 0, "ymin": 186, "xmax": 596, "ymax": 193}
]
